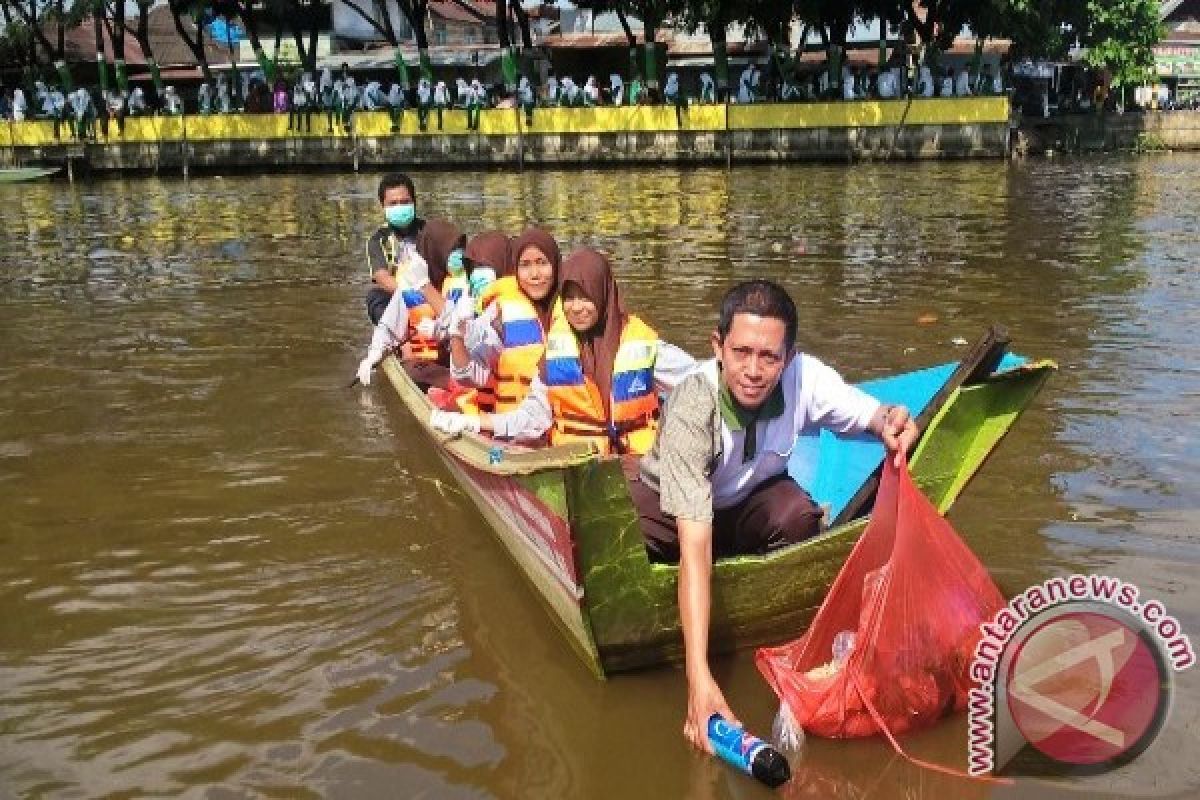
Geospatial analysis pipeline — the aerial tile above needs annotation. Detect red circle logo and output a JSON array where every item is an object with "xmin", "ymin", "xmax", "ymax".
[{"xmin": 1005, "ymin": 610, "xmax": 1168, "ymax": 767}]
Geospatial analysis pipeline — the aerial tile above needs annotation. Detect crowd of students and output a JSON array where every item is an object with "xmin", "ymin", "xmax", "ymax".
[{"xmin": 1, "ymin": 54, "xmax": 1010, "ymax": 140}]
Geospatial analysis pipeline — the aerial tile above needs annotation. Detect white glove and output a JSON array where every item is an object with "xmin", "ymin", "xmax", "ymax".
[
  {"xmin": 430, "ymin": 409, "xmax": 481, "ymax": 435},
  {"xmin": 404, "ymin": 252, "xmax": 430, "ymax": 289},
  {"xmin": 415, "ymin": 317, "xmax": 438, "ymax": 339},
  {"xmin": 463, "ymin": 316, "xmax": 488, "ymax": 352},
  {"xmin": 357, "ymin": 355, "xmax": 376, "ymax": 386}
]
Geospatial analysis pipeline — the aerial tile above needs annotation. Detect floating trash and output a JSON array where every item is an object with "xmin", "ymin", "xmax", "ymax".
[{"xmin": 951, "ymin": 337, "xmax": 969, "ymax": 346}]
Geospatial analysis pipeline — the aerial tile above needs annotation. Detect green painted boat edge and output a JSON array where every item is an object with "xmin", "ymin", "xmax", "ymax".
[
  {"xmin": 573, "ymin": 359, "xmax": 1058, "ymax": 674},
  {"xmin": 0, "ymin": 166, "xmax": 61, "ymax": 183}
]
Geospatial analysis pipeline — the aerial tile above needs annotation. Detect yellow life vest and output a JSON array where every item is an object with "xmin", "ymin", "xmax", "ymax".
[
  {"xmin": 491, "ymin": 281, "xmax": 557, "ymax": 413},
  {"xmin": 542, "ymin": 314, "xmax": 659, "ymax": 456},
  {"xmin": 441, "ymin": 272, "xmax": 469, "ymax": 308}
]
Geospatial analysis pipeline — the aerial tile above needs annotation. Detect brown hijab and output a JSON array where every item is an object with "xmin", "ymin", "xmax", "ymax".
[
  {"xmin": 416, "ymin": 217, "xmax": 466, "ymax": 288},
  {"xmin": 559, "ymin": 248, "xmax": 628, "ymax": 415},
  {"xmin": 464, "ymin": 230, "xmax": 510, "ymax": 273},
  {"xmin": 509, "ymin": 226, "xmax": 561, "ymax": 328}
]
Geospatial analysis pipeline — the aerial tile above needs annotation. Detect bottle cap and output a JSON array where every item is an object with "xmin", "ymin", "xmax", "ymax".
[{"xmin": 751, "ymin": 748, "xmax": 792, "ymax": 788}]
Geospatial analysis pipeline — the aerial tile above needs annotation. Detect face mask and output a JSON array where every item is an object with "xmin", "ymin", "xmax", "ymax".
[
  {"xmin": 446, "ymin": 248, "xmax": 465, "ymax": 275},
  {"xmin": 468, "ymin": 266, "xmax": 496, "ymax": 296},
  {"xmin": 385, "ymin": 203, "xmax": 415, "ymax": 229}
]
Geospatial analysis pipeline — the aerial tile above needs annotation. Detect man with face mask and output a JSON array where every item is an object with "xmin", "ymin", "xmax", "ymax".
[{"xmin": 366, "ymin": 172, "xmax": 429, "ymax": 324}]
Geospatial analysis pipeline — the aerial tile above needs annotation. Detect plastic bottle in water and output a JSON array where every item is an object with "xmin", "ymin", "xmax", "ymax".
[
  {"xmin": 707, "ymin": 713, "xmax": 791, "ymax": 788},
  {"xmin": 832, "ymin": 630, "xmax": 857, "ymax": 667}
]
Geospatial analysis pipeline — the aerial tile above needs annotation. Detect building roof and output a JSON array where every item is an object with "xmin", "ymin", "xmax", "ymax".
[
  {"xmin": 146, "ymin": 6, "xmax": 237, "ymax": 68},
  {"xmin": 429, "ymin": 1, "xmax": 487, "ymax": 25},
  {"xmin": 41, "ymin": 19, "xmax": 146, "ymax": 65}
]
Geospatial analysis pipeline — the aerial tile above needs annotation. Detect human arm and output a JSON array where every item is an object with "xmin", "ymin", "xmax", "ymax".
[
  {"xmin": 801, "ymin": 354, "xmax": 918, "ymax": 468},
  {"xmin": 357, "ymin": 292, "xmax": 410, "ymax": 385},
  {"xmin": 430, "ymin": 374, "xmax": 553, "ymax": 442},
  {"xmin": 680, "ymin": 518, "xmax": 739, "ymax": 753},
  {"xmin": 366, "ymin": 232, "xmax": 399, "ymax": 293},
  {"xmin": 651, "ymin": 372, "xmax": 736, "ymax": 750}
]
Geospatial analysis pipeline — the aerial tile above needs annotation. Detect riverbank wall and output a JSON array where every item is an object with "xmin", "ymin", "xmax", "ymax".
[
  {"xmin": 1016, "ymin": 110, "xmax": 1200, "ymax": 155},
  {"xmin": 1, "ymin": 98, "xmax": 1009, "ymax": 175}
]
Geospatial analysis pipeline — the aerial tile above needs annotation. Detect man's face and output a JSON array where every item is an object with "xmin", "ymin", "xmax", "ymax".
[
  {"xmin": 711, "ymin": 313, "xmax": 793, "ymax": 410},
  {"xmin": 380, "ymin": 186, "xmax": 413, "ymax": 210}
]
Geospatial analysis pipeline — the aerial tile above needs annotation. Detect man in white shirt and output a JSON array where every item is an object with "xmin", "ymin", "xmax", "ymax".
[{"xmin": 629, "ymin": 279, "xmax": 917, "ymax": 755}]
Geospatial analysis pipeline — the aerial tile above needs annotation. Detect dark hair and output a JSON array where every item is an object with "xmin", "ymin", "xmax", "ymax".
[
  {"xmin": 377, "ymin": 172, "xmax": 415, "ymax": 205},
  {"xmin": 717, "ymin": 280, "xmax": 797, "ymax": 350}
]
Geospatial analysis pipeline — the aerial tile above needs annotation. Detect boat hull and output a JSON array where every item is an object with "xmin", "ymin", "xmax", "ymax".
[{"xmin": 381, "ymin": 357, "xmax": 1055, "ymax": 677}]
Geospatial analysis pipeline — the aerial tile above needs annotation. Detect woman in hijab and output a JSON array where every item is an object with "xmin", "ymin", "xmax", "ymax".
[
  {"xmin": 420, "ymin": 230, "xmax": 511, "ymax": 413},
  {"xmin": 441, "ymin": 227, "xmax": 561, "ymax": 414},
  {"xmin": 431, "ymin": 248, "xmax": 695, "ymax": 455}
]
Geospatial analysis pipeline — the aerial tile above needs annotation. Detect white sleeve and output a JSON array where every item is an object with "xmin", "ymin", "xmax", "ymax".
[
  {"xmin": 652, "ymin": 340, "xmax": 698, "ymax": 393},
  {"xmin": 489, "ymin": 374, "xmax": 553, "ymax": 442},
  {"xmin": 799, "ymin": 354, "xmax": 880, "ymax": 435},
  {"xmin": 367, "ymin": 291, "xmax": 409, "ymax": 360},
  {"xmin": 450, "ymin": 303, "xmax": 503, "ymax": 386}
]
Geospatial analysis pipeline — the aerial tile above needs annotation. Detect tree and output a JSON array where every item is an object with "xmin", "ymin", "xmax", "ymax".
[
  {"xmin": 166, "ymin": 0, "xmax": 215, "ymax": 84},
  {"xmin": 109, "ymin": 0, "xmax": 158, "ymax": 91},
  {"xmin": 678, "ymin": 0, "xmax": 749, "ymax": 94},
  {"xmin": 1082, "ymin": 0, "xmax": 1161, "ymax": 91}
]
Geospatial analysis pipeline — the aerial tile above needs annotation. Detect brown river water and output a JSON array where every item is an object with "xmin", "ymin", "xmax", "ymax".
[{"xmin": 1, "ymin": 158, "xmax": 1198, "ymax": 799}]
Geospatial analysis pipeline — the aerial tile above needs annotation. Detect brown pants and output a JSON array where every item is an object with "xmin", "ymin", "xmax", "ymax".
[{"xmin": 626, "ymin": 466, "xmax": 823, "ymax": 564}]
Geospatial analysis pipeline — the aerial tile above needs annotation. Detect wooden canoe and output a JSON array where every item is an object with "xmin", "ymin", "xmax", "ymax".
[
  {"xmin": 0, "ymin": 167, "xmax": 61, "ymax": 183},
  {"xmin": 379, "ymin": 351, "xmax": 1055, "ymax": 679}
]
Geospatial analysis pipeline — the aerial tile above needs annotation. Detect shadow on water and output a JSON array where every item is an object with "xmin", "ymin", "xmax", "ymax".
[{"xmin": 1, "ymin": 156, "xmax": 1198, "ymax": 797}]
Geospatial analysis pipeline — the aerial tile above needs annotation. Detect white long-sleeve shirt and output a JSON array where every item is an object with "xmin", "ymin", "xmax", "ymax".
[
  {"xmin": 489, "ymin": 341, "xmax": 697, "ymax": 442},
  {"xmin": 364, "ymin": 289, "xmax": 412, "ymax": 364}
]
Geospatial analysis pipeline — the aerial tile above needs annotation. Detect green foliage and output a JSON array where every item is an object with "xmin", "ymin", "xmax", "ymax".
[
  {"xmin": 1132, "ymin": 131, "xmax": 1167, "ymax": 153},
  {"xmin": 1082, "ymin": 0, "xmax": 1162, "ymax": 87}
]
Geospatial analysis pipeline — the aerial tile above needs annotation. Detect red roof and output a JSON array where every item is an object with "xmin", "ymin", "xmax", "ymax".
[{"xmin": 429, "ymin": 1, "xmax": 487, "ymax": 25}]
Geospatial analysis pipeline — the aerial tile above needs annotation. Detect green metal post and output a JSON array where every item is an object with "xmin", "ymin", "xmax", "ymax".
[{"xmin": 395, "ymin": 50, "xmax": 411, "ymax": 89}]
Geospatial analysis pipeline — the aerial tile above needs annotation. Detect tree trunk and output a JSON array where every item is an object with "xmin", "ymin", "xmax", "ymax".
[
  {"xmin": 102, "ymin": 3, "xmax": 128, "ymax": 90},
  {"xmin": 170, "ymin": 5, "xmax": 214, "ymax": 84},
  {"xmin": 339, "ymin": 0, "xmax": 398, "ymax": 44},
  {"xmin": 708, "ymin": 15, "xmax": 728, "ymax": 93},
  {"xmin": 92, "ymin": 0, "xmax": 110, "ymax": 92},
  {"xmin": 643, "ymin": 15, "xmax": 659, "ymax": 90},
  {"xmin": 236, "ymin": 4, "xmax": 274, "ymax": 82},
  {"xmin": 510, "ymin": 0, "xmax": 531, "ymax": 49}
]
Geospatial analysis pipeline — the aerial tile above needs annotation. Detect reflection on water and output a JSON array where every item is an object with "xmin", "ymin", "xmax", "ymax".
[{"xmin": 1, "ymin": 158, "xmax": 1198, "ymax": 798}]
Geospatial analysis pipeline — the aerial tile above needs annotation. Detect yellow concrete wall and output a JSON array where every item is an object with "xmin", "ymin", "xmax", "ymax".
[
  {"xmin": 729, "ymin": 97, "xmax": 1009, "ymax": 130},
  {"xmin": 10, "ymin": 120, "xmax": 62, "ymax": 146},
  {"xmin": 185, "ymin": 113, "xmax": 296, "ymax": 140},
  {"xmin": 3, "ymin": 98, "xmax": 1007, "ymax": 148},
  {"xmin": 523, "ymin": 104, "xmax": 726, "ymax": 134}
]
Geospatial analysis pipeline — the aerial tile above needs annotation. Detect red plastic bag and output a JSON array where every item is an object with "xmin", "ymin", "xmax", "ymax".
[{"xmin": 756, "ymin": 455, "xmax": 1005, "ymax": 746}]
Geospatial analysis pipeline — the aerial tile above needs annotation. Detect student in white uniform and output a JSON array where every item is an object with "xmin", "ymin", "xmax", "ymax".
[
  {"xmin": 610, "ymin": 73, "xmax": 624, "ymax": 106},
  {"xmin": 954, "ymin": 66, "xmax": 973, "ymax": 97}
]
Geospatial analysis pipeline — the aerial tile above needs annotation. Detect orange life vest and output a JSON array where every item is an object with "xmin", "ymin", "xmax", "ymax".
[
  {"xmin": 542, "ymin": 313, "xmax": 660, "ymax": 456},
  {"xmin": 491, "ymin": 280, "xmax": 556, "ymax": 413}
]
